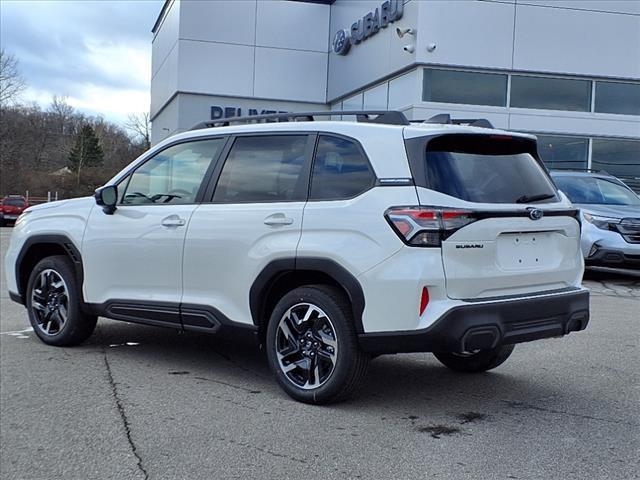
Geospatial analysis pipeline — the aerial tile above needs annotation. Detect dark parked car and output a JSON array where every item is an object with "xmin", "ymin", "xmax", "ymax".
[{"xmin": 0, "ymin": 196, "xmax": 29, "ymax": 226}]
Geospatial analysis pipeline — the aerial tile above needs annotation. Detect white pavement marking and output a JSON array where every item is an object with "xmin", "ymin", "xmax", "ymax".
[{"xmin": 0, "ymin": 327, "xmax": 34, "ymax": 336}]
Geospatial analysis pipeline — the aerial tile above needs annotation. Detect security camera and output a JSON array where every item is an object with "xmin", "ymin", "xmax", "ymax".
[
  {"xmin": 403, "ymin": 44, "xmax": 415, "ymax": 53},
  {"xmin": 396, "ymin": 27, "xmax": 414, "ymax": 38},
  {"xmin": 427, "ymin": 43, "xmax": 436, "ymax": 52}
]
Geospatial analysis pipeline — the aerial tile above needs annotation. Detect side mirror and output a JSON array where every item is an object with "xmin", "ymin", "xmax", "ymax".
[{"xmin": 95, "ymin": 185, "xmax": 118, "ymax": 215}]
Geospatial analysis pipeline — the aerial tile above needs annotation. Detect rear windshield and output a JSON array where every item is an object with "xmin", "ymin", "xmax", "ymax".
[
  {"xmin": 2, "ymin": 198, "xmax": 25, "ymax": 207},
  {"xmin": 425, "ymin": 135, "xmax": 558, "ymax": 204}
]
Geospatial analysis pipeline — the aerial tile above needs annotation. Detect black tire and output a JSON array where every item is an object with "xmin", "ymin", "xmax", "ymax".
[
  {"xmin": 265, "ymin": 285, "xmax": 370, "ymax": 404},
  {"xmin": 433, "ymin": 344, "xmax": 515, "ymax": 373},
  {"xmin": 26, "ymin": 255, "xmax": 97, "ymax": 347}
]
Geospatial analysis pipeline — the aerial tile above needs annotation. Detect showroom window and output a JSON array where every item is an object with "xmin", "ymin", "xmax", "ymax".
[
  {"xmin": 595, "ymin": 81, "xmax": 640, "ymax": 116},
  {"xmin": 422, "ymin": 68, "xmax": 507, "ymax": 107},
  {"xmin": 536, "ymin": 135, "xmax": 589, "ymax": 170},
  {"xmin": 213, "ymin": 135, "xmax": 308, "ymax": 203},
  {"xmin": 310, "ymin": 135, "xmax": 374, "ymax": 200},
  {"xmin": 591, "ymin": 138, "xmax": 640, "ymax": 178},
  {"xmin": 510, "ymin": 76, "xmax": 592, "ymax": 112}
]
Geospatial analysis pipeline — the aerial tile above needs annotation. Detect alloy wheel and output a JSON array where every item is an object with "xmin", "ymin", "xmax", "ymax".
[
  {"xmin": 30, "ymin": 269, "xmax": 69, "ymax": 336},
  {"xmin": 275, "ymin": 303, "xmax": 338, "ymax": 389}
]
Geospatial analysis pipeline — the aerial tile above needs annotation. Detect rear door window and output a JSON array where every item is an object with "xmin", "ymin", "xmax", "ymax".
[
  {"xmin": 425, "ymin": 135, "xmax": 557, "ymax": 204},
  {"xmin": 213, "ymin": 135, "xmax": 308, "ymax": 203}
]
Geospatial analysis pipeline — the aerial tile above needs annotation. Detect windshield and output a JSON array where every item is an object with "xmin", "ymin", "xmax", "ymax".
[
  {"xmin": 553, "ymin": 176, "xmax": 640, "ymax": 206},
  {"xmin": 2, "ymin": 198, "xmax": 25, "ymax": 207},
  {"xmin": 425, "ymin": 135, "xmax": 558, "ymax": 204}
]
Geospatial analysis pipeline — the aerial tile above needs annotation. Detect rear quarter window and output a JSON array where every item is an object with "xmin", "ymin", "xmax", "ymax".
[{"xmin": 310, "ymin": 135, "xmax": 375, "ymax": 200}]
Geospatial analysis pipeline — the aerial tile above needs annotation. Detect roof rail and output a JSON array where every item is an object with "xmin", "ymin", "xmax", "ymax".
[
  {"xmin": 189, "ymin": 110, "xmax": 410, "ymax": 130},
  {"xmin": 421, "ymin": 113, "xmax": 494, "ymax": 129}
]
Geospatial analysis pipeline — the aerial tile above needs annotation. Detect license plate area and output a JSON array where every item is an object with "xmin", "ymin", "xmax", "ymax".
[{"xmin": 497, "ymin": 232, "xmax": 555, "ymax": 270}]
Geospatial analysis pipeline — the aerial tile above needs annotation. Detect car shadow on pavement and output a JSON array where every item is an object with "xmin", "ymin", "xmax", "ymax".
[{"xmin": 76, "ymin": 319, "xmax": 577, "ymax": 413}]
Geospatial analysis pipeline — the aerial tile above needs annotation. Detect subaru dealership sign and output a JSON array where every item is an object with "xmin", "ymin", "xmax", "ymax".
[{"xmin": 333, "ymin": 0, "xmax": 404, "ymax": 55}]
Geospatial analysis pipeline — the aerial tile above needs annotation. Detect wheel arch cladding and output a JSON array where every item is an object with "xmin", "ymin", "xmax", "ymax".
[
  {"xmin": 249, "ymin": 258, "xmax": 366, "ymax": 337},
  {"xmin": 16, "ymin": 235, "xmax": 84, "ymax": 303}
]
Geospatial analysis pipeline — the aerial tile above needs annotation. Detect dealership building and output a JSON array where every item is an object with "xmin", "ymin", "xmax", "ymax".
[{"xmin": 150, "ymin": 0, "xmax": 640, "ymax": 186}]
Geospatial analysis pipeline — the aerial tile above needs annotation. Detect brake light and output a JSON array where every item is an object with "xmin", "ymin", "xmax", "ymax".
[
  {"xmin": 419, "ymin": 287, "xmax": 429, "ymax": 315},
  {"xmin": 385, "ymin": 206, "xmax": 476, "ymax": 247}
]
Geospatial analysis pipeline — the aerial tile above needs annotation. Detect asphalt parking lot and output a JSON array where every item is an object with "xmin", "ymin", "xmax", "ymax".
[{"xmin": 1, "ymin": 226, "xmax": 638, "ymax": 480}]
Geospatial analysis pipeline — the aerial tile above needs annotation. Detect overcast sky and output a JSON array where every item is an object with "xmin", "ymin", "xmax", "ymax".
[{"xmin": 1, "ymin": 0, "xmax": 164, "ymax": 125}]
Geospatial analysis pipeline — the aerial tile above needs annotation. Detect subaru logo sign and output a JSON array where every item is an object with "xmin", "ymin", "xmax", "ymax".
[
  {"xmin": 332, "ymin": 0, "xmax": 404, "ymax": 55},
  {"xmin": 333, "ymin": 29, "xmax": 351, "ymax": 56},
  {"xmin": 528, "ymin": 208, "xmax": 544, "ymax": 221}
]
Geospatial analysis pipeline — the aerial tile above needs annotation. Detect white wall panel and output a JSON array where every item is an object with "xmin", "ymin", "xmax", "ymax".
[
  {"xmin": 509, "ymin": 112, "xmax": 640, "ymax": 138},
  {"xmin": 388, "ymin": 70, "xmax": 418, "ymax": 110},
  {"xmin": 256, "ymin": 0, "xmax": 330, "ymax": 52},
  {"xmin": 416, "ymin": 0, "xmax": 515, "ymax": 70},
  {"xmin": 327, "ymin": 0, "xmax": 416, "ymax": 100},
  {"xmin": 363, "ymin": 83, "xmax": 388, "ymax": 110},
  {"xmin": 517, "ymin": 0, "xmax": 640, "ymax": 15},
  {"xmin": 177, "ymin": 40, "xmax": 255, "ymax": 97},
  {"xmin": 514, "ymin": 5, "xmax": 640, "ymax": 79},
  {"xmin": 151, "ymin": 44, "xmax": 179, "ymax": 117},
  {"xmin": 152, "ymin": 0, "xmax": 180, "ymax": 77},
  {"xmin": 254, "ymin": 47, "xmax": 327, "ymax": 103},
  {"xmin": 179, "ymin": 0, "xmax": 256, "ymax": 45},
  {"xmin": 151, "ymin": 97, "xmax": 180, "ymax": 145}
]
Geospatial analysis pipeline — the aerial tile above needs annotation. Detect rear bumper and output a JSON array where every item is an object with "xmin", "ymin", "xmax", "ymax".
[{"xmin": 358, "ymin": 288, "xmax": 589, "ymax": 354}]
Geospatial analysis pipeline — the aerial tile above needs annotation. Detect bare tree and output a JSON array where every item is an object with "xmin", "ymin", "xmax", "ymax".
[
  {"xmin": 124, "ymin": 112, "xmax": 151, "ymax": 150},
  {"xmin": 0, "ymin": 49, "xmax": 26, "ymax": 106},
  {"xmin": 49, "ymin": 95, "xmax": 75, "ymax": 134}
]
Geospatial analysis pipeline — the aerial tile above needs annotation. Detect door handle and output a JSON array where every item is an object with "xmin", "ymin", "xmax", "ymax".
[
  {"xmin": 264, "ymin": 213, "xmax": 294, "ymax": 226},
  {"xmin": 161, "ymin": 215, "xmax": 186, "ymax": 227}
]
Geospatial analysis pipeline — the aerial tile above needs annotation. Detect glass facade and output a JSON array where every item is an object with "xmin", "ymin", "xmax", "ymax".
[
  {"xmin": 591, "ymin": 138, "xmax": 640, "ymax": 178},
  {"xmin": 595, "ymin": 81, "xmax": 640, "ymax": 116},
  {"xmin": 422, "ymin": 69, "xmax": 507, "ymax": 107},
  {"xmin": 332, "ymin": 68, "xmax": 639, "ymax": 191},
  {"xmin": 510, "ymin": 76, "xmax": 591, "ymax": 112},
  {"xmin": 418, "ymin": 67, "xmax": 640, "ymax": 116},
  {"xmin": 536, "ymin": 135, "xmax": 589, "ymax": 170}
]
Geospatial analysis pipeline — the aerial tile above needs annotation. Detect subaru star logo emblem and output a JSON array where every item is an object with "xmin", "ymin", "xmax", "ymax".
[
  {"xmin": 528, "ymin": 208, "xmax": 544, "ymax": 221},
  {"xmin": 333, "ymin": 29, "xmax": 351, "ymax": 55}
]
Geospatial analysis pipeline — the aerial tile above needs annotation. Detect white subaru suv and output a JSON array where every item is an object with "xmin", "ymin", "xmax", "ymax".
[{"xmin": 5, "ymin": 111, "xmax": 589, "ymax": 404}]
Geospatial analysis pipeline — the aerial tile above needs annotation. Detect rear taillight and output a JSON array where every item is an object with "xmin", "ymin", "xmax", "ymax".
[{"xmin": 385, "ymin": 206, "xmax": 476, "ymax": 247}]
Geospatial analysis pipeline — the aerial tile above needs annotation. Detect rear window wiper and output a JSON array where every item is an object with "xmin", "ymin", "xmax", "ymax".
[{"xmin": 515, "ymin": 193, "xmax": 556, "ymax": 203}]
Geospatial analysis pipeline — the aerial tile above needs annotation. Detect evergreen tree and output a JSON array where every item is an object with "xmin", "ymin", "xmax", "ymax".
[{"xmin": 67, "ymin": 124, "xmax": 104, "ymax": 185}]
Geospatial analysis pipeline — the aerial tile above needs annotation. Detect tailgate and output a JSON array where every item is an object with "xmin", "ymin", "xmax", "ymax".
[{"xmin": 441, "ymin": 211, "xmax": 582, "ymax": 299}]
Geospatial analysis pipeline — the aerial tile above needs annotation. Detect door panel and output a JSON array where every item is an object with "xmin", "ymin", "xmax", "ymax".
[
  {"xmin": 181, "ymin": 134, "xmax": 313, "ymax": 325},
  {"xmin": 82, "ymin": 138, "xmax": 226, "ymax": 306},
  {"xmin": 182, "ymin": 202, "xmax": 304, "ymax": 324},
  {"xmin": 82, "ymin": 205, "xmax": 196, "ymax": 304}
]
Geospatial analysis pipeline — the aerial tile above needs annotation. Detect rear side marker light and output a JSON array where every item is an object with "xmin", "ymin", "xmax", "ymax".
[
  {"xmin": 419, "ymin": 287, "xmax": 429, "ymax": 316},
  {"xmin": 385, "ymin": 206, "xmax": 476, "ymax": 247}
]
